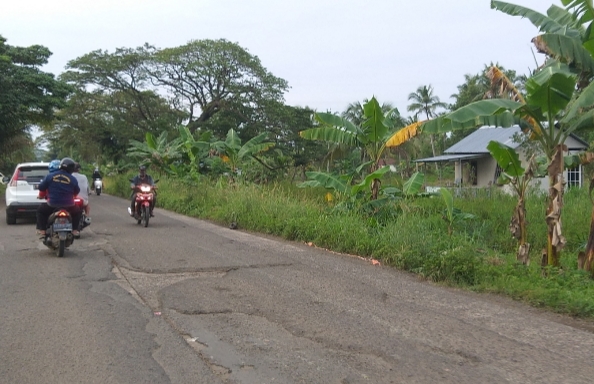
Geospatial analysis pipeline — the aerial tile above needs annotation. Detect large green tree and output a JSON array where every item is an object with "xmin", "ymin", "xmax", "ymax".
[
  {"xmin": 58, "ymin": 39, "xmax": 290, "ymax": 166},
  {"xmin": 0, "ymin": 36, "xmax": 71, "ymax": 167},
  {"xmin": 146, "ymin": 39, "xmax": 289, "ymax": 134}
]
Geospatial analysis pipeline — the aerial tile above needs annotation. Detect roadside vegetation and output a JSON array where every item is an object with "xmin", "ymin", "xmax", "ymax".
[{"xmin": 104, "ymin": 173, "xmax": 594, "ymax": 318}]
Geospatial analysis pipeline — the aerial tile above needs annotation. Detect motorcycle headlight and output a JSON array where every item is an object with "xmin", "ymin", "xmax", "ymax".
[{"xmin": 140, "ymin": 186, "xmax": 151, "ymax": 192}]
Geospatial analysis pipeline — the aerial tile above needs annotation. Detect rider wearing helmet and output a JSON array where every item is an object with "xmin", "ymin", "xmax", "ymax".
[
  {"xmin": 72, "ymin": 162, "xmax": 91, "ymax": 219},
  {"xmin": 130, "ymin": 165, "xmax": 156, "ymax": 217},
  {"xmin": 36, "ymin": 157, "xmax": 82, "ymax": 237},
  {"xmin": 48, "ymin": 159, "xmax": 61, "ymax": 173}
]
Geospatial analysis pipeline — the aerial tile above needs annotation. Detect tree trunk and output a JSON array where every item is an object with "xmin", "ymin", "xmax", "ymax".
[
  {"xmin": 579, "ymin": 205, "xmax": 594, "ymax": 275},
  {"xmin": 370, "ymin": 162, "xmax": 380, "ymax": 200},
  {"xmin": 429, "ymin": 134, "xmax": 439, "ymax": 172},
  {"xmin": 542, "ymin": 145, "xmax": 567, "ymax": 267},
  {"xmin": 510, "ymin": 196, "xmax": 530, "ymax": 265}
]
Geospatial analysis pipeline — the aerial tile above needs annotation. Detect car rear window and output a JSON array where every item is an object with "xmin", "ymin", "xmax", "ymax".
[{"xmin": 15, "ymin": 166, "xmax": 48, "ymax": 183}]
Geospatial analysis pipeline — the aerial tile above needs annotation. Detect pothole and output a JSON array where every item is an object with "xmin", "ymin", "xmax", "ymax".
[{"xmin": 112, "ymin": 265, "xmax": 225, "ymax": 310}]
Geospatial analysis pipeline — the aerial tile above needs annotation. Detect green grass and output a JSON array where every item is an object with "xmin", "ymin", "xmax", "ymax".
[{"xmin": 105, "ymin": 174, "xmax": 594, "ymax": 318}]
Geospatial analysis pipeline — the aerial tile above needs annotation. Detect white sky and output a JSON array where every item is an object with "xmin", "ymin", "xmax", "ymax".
[{"xmin": 2, "ymin": 0, "xmax": 560, "ymax": 118}]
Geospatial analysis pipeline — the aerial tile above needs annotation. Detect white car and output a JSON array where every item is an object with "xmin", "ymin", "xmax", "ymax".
[{"xmin": 5, "ymin": 162, "xmax": 50, "ymax": 224}]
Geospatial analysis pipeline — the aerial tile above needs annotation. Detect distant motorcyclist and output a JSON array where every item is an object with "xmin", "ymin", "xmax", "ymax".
[
  {"xmin": 72, "ymin": 162, "xmax": 91, "ymax": 219},
  {"xmin": 36, "ymin": 157, "xmax": 81, "ymax": 237},
  {"xmin": 130, "ymin": 165, "xmax": 156, "ymax": 217},
  {"xmin": 92, "ymin": 167, "xmax": 101, "ymax": 180}
]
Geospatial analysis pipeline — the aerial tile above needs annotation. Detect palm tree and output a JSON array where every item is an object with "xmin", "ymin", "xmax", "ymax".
[{"xmin": 407, "ymin": 85, "xmax": 447, "ymax": 170}]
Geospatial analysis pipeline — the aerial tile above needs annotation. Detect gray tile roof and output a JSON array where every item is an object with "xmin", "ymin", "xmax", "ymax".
[{"xmin": 444, "ymin": 125, "xmax": 525, "ymax": 154}]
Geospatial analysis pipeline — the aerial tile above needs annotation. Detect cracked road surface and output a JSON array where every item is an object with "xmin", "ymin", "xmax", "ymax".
[{"xmin": 1, "ymin": 194, "xmax": 594, "ymax": 383}]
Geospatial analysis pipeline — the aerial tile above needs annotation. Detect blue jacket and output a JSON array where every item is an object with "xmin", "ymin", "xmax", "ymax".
[{"xmin": 39, "ymin": 170, "xmax": 80, "ymax": 207}]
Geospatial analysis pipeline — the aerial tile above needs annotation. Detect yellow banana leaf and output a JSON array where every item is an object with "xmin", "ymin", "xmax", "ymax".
[{"xmin": 385, "ymin": 121, "xmax": 424, "ymax": 147}]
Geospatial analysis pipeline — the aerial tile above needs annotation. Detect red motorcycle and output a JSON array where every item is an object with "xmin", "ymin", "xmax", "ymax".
[{"xmin": 128, "ymin": 180, "xmax": 157, "ymax": 227}]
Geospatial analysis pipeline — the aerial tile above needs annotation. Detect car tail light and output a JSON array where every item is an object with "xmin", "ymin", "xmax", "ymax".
[{"xmin": 9, "ymin": 168, "xmax": 19, "ymax": 187}]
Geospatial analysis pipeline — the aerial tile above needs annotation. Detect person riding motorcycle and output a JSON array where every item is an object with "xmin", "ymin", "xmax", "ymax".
[
  {"xmin": 130, "ymin": 165, "xmax": 156, "ymax": 217},
  {"xmin": 72, "ymin": 162, "xmax": 91, "ymax": 219},
  {"xmin": 36, "ymin": 157, "xmax": 82, "ymax": 237},
  {"xmin": 92, "ymin": 167, "xmax": 101, "ymax": 181},
  {"xmin": 48, "ymin": 159, "xmax": 61, "ymax": 174}
]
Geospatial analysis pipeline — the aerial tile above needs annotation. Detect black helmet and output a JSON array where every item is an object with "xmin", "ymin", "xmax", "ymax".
[
  {"xmin": 74, "ymin": 162, "xmax": 81, "ymax": 172},
  {"xmin": 139, "ymin": 165, "xmax": 147, "ymax": 171},
  {"xmin": 60, "ymin": 157, "xmax": 76, "ymax": 174}
]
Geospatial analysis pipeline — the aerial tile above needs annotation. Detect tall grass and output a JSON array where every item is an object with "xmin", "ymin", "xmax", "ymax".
[{"xmin": 106, "ymin": 175, "xmax": 594, "ymax": 318}]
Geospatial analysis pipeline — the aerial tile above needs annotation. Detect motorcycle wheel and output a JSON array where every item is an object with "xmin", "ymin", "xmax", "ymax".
[
  {"xmin": 141, "ymin": 205, "xmax": 149, "ymax": 227},
  {"xmin": 96, "ymin": 188, "xmax": 101, "ymax": 196},
  {"xmin": 57, "ymin": 239, "xmax": 65, "ymax": 257}
]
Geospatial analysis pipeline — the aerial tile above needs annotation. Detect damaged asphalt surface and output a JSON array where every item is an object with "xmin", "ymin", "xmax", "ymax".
[{"xmin": 1, "ymin": 193, "xmax": 594, "ymax": 383}]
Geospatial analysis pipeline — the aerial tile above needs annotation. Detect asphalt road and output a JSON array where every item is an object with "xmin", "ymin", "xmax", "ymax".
[{"xmin": 1, "ymin": 192, "xmax": 594, "ymax": 383}]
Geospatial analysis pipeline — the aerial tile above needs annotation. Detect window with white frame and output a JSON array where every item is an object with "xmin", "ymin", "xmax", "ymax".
[{"xmin": 567, "ymin": 165, "xmax": 582, "ymax": 188}]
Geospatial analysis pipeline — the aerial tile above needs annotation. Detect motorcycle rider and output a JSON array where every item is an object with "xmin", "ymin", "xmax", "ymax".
[
  {"xmin": 36, "ymin": 157, "xmax": 81, "ymax": 237},
  {"xmin": 92, "ymin": 167, "xmax": 102, "ymax": 193},
  {"xmin": 92, "ymin": 167, "xmax": 101, "ymax": 181},
  {"xmin": 130, "ymin": 165, "xmax": 156, "ymax": 217},
  {"xmin": 48, "ymin": 159, "xmax": 61, "ymax": 174},
  {"xmin": 37, "ymin": 160, "xmax": 62, "ymax": 223},
  {"xmin": 72, "ymin": 162, "xmax": 91, "ymax": 219}
]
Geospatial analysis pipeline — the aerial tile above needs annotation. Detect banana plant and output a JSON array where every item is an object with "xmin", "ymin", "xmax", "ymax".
[
  {"xmin": 420, "ymin": 61, "xmax": 583, "ymax": 267},
  {"xmin": 176, "ymin": 125, "xmax": 211, "ymax": 178},
  {"xmin": 127, "ymin": 131, "xmax": 182, "ymax": 174},
  {"xmin": 212, "ymin": 128, "xmax": 275, "ymax": 177},
  {"xmin": 299, "ymin": 97, "xmax": 400, "ymax": 200},
  {"xmin": 439, "ymin": 188, "xmax": 476, "ymax": 237},
  {"xmin": 488, "ymin": 140, "xmax": 540, "ymax": 264},
  {"xmin": 298, "ymin": 169, "xmax": 425, "ymax": 210},
  {"xmin": 491, "ymin": 0, "xmax": 594, "ymax": 88}
]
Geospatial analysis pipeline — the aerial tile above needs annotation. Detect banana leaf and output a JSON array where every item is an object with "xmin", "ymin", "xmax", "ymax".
[
  {"xmin": 487, "ymin": 140, "xmax": 525, "ymax": 177},
  {"xmin": 491, "ymin": 1, "xmax": 582, "ymax": 37},
  {"xmin": 403, "ymin": 172, "xmax": 424, "ymax": 196},
  {"xmin": 298, "ymin": 171, "xmax": 350, "ymax": 194},
  {"xmin": 350, "ymin": 166, "xmax": 391, "ymax": 195},
  {"xmin": 299, "ymin": 126, "xmax": 358, "ymax": 147},
  {"xmin": 361, "ymin": 97, "xmax": 389, "ymax": 145}
]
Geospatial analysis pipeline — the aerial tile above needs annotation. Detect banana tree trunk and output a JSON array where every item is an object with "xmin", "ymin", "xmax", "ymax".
[
  {"xmin": 579, "ymin": 205, "xmax": 594, "ymax": 275},
  {"xmin": 510, "ymin": 196, "xmax": 530, "ymax": 265},
  {"xmin": 370, "ymin": 162, "xmax": 380, "ymax": 200},
  {"xmin": 542, "ymin": 145, "xmax": 567, "ymax": 267}
]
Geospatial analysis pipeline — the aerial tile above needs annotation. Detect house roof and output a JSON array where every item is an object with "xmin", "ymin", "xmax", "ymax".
[
  {"xmin": 413, "ymin": 124, "xmax": 589, "ymax": 163},
  {"xmin": 444, "ymin": 125, "xmax": 524, "ymax": 154},
  {"xmin": 414, "ymin": 154, "xmax": 484, "ymax": 163},
  {"xmin": 446, "ymin": 124, "xmax": 590, "ymax": 154}
]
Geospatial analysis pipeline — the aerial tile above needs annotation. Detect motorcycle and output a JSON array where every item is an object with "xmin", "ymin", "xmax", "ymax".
[
  {"xmin": 43, "ymin": 208, "xmax": 75, "ymax": 257},
  {"xmin": 74, "ymin": 197, "xmax": 91, "ymax": 237},
  {"xmin": 127, "ymin": 180, "xmax": 158, "ymax": 227},
  {"xmin": 93, "ymin": 178, "xmax": 102, "ymax": 195}
]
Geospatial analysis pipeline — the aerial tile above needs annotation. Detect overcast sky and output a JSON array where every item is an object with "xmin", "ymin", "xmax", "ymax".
[{"xmin": 3, "ymin": 0, "xmax": 561, "ymax": 118}]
